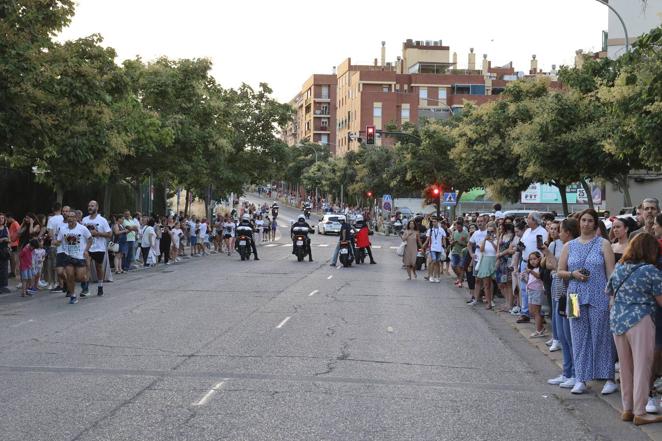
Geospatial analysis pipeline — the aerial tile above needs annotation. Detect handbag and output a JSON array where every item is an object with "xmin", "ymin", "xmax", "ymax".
[
  {"xmin": 567, "ymin": 238, "xmax": 599, "ymax": 319},
  {"xmin": 396, "ymin": 242, "xmax": 406, "ymax": 257}
]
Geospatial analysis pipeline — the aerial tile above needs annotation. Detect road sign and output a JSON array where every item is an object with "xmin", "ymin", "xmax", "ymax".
[
  {"xmin": 382, "ymin": 194, "xmax": 393, "ymax": 212},
  {"xmin": 442, "ymin": 192, "xmax": 457, "ymax": 206}
]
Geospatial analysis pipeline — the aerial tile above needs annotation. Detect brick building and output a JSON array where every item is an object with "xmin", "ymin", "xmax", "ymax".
[{"xmin": 285, "ymin": 39, "xmax": 557, "ymax": 156}]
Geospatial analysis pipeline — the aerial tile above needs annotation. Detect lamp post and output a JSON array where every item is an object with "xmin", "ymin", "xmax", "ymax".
[
  {"xmin": 595, "ymin": 0, "xmax": 629, "ymax": 54},
  {"xmin": 295, "ymin": 143, "xmax": 323, "ymax": 207}
]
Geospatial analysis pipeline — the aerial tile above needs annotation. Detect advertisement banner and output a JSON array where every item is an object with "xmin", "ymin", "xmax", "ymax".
[{"xmin": 520, "ymin": 183, "xmax": 603, "ymax": 205}]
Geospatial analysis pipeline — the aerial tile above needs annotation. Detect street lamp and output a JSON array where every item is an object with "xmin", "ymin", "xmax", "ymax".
[
  {"xmin": 295, "ymin": 142, "xmax": 324, "ymax": 206},
  {"xmin": 594, "ymin": 0, "xmax": 630, "ymax": 54}
]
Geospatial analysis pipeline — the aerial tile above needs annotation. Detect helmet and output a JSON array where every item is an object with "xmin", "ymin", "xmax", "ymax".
[
  {"xmin": 242, "ymin": 214, "xmax": 250, "ymax": 221},
  {"xmin": 355, "ymin": 215, "xmax": 364, "ymax": 222},
  {"xmin": 297, "ymin": 214, "xmax": 305, "ymax": 221}
]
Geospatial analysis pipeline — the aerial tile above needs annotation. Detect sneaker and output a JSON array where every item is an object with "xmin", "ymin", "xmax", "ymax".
[
  {"xmin": 69, "ymin": 295, "xmax": 78, "ymax": 305},
  {"xmin": 571, "ymin": 381, "xmax": 587, "ymax": 394},
  {"xmin": 38, "ymin": 280, "xmax": 48, "ymax": 288},
  {"xmin": 601, "ymin": 380, "xmax": 618, "ymax": 395},
  {"xmin": 97, "ymin": 286, "xmax": 104, "ymax": 297},
  {"xmin": 469, "ymin": 299, "xmax": 477, "ymax": 306},
  {"xmin": 50, "ymin": 285, "xmax": 64, "ymax": 293},
  {"xmin": 79, "ymin": 290, "xmax": 89, "ymax": 298},
  {"xmin": 547, "ymin": 374, "xmax": 568, "ymax": 385},
  {"xmin": 430, "ymin": 278, "xmax": 437, "ymax": 283},
  {"xmin": 466, "ymin": 297, "xmax": 475, "ymax": 304},
  {"xmin": 560, "ymin": 377, "xmax": 576, "ymax": 389},
  {"xmin": 510, "ymin": 306, "xmax": 521, "ymax": 315},
  {"xmin": 646, "ymin": 397, "xmax": 659, "ymax": 414},
  {"xmin": 545, "ymin": 339, "xmax": 554, "ymax": 346},
  {"xmin": 549, "ymin": 340, "xmax": 562, "ymax": 352},
  {"xmin": 26, "ymin": 289, "xmax": 36, "ymax": 296}
]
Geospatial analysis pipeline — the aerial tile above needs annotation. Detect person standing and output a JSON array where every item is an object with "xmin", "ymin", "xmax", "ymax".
[
  {"xmin": 612, "ymin": 217, "xmax": 635, "ymax": 261},
  {"xmin": 608, "ymin": 233, "xmax": 662, "ymax": 425},
  {"xmin": 557, "ymin": 209, "xmax": 617, "ymax": 395},
  {"xmin": 45, "ymin": 203, "xmax": 64, "ymax": 289},
  {"xmin": 81, "ymin": 201, "xmax": 112, "ymax": 297},
  {"xmin": 631, "ymin": 198, "xmax": 659, "ymax": 238},
  {"xmin": 0, "ymin": 213, "xmax": 11, "ymax": 293},
  {"xmin": 6, "ymin": 213, "xmax": 20, "ymax": 278},
  {"xmin": 468, "ymin": 216, "xmax": 488, "ymax": 304},
  {"xmin": 421, "ymin": 217, "xmax": 446, "ymax": 283},
  {"xmin": 122, "ymin": 211, "xmax": 139, "ymax": 271},
  {"xmin": 476, "ymin": 222, "xmax": 498, "ymax": 309},
  {"xmin": 111, "ymin": 215, "xmax": 127, "ymax": 274},
  {"xmin": 516, "ymin": 212, "xmax": 549, "ymax": 323},
  {"xmin": 449, "ymin": 218, "xmax": 470, "ymax": 288},
  {"xmin": 140, "ymin": 217, "xmax": 156, "ymax": 267},
  {"xmin": 402, "ymin": 220, "xmax": 421, "ymax": 280},
  {"xmin": 495, "ymin": 222, "xmax": 516, "ymax": 312}
]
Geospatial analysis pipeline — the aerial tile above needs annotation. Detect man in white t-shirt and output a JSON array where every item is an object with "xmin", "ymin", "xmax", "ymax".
[
  {"xmin": 468, "ymin": 215, "xmax": 488, "ymax": 302},
  {"xmin": 421, "ymin": 218, "xmax": 447, "ymax": 283},
  {"xmin": 516, "ymin": 211, "xmax": 549, "ymax": 323},
  {"xmin": 198, "ymin": 219, "xmax": 208, "ymax": 256},
  {"xmin": 55, "ymin": 212, "xmax": 93, "ymax": 304},
  {"xmin": 81, "ymin": 200, "xmax": 112, "ymax": 297}
]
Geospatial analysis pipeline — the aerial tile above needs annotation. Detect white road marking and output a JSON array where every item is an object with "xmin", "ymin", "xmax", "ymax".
[
  {"xmin": 276, "ymin": 316, "xmax": 291, "ymax": 328},
  {"xmin": 264, "ymin": 243, "xmax": 278, "ymax": 247},
  {"xmin": 327, "ymin": 275, "xmax": 333, "ymax": 280},
  {"xmin": 308, "ymin": 290, "xmax": 319, "ymax": 297},
  {"xmin": 192, "ymin": 380, "xmax": 226, "ymax": 406},
  {"xmin": 318, "ymin": 244, "xmax": 329, "ymax": 247},
  {"xmin": 389, "ymin": 246, "xmax": 399, "ymax": 249},
  {"xmin": 372, "ymin": 245, "xmax": 382, "ymax": 249},
  {"xmin": 10, "ymin": 319, "xmax": 34, "ymax": 328},
  {"xmin": 281, "ymin": 244, "xmax": 290, "ymax": 247}
]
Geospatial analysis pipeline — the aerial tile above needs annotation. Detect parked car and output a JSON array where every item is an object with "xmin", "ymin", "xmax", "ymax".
[{"xmin": 317, "ymin": 214, "xmax": 346, "ymax": 235}]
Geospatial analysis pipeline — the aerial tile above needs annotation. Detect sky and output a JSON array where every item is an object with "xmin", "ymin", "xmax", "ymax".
[{"xmin": 57, "ymin": 0, "xmax": 608, "ymax": 102}]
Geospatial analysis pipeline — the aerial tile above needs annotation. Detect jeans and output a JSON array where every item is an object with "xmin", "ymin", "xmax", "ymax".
[
  {"xmin": 0, "ymin": 257, "xmax": 8, "ymax": 288},
  {"xmin": 553, "ymin": 298, "xmax": 575, "ymax": 378},
  {"xmin": 123, "ymin": 241, "xmax": 135, "ymax": 270}
]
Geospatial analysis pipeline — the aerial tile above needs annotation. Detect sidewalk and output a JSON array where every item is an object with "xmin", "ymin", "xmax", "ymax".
[{"xmin": 448, "ymin": 275, "xmax": 662, "ymax": 441}]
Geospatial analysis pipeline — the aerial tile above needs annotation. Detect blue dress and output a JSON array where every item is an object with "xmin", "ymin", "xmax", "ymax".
[{"xmin": 567, "ymin": 236, "xmax": 615, "ymax": 382}]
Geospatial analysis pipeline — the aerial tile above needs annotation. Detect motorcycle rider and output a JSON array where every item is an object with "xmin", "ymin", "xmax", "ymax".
[
  {"xmin": 236, "ymin": 214, "xmax": 259, "ymax": 260},
  {"xmin": 303, "ymin": 201, "xmax": 311, "ymax": 220},
  {"xmin": 354, "ymin": 215, "xmax": 376, "ymax": 264},
  {"xmin": 291, "ymin": 214, "xmax": 313, "ymax": 262},
  {"xmin": 330, "ymin": 216, "xmax": 354, "ymax": 267},
  {"xmin": 271, "ymin": 202, "xmax": 279, "ymax": 221}
]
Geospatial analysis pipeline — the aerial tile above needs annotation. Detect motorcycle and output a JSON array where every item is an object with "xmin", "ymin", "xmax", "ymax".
[
  {"xmin": 339, "ymin": 240, "xmax": 353, "ymax": 267},
  {"xmin": 392, "ymin": 219, "xmax": 403, "ymax": 235},
  {"xmin": 293, "ymin": 234, "xmax": 307, "ymax": 262},
  {"xmin": 303, "ymin": 207, "xmax": 311, "ymax": 220},
  {"xmin": 237, "ymin": 234, "xmax": 252, "ymax": 261}
]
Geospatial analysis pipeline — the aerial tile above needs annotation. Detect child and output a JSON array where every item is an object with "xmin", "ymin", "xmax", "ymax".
[
  {"xmin": 19, "ymin": 239, "xmax": 38, "ymax": 297},
  {"xmin": 31, "ymin": 238, "xmax": 46, "ymax": 290},
  {"xmin": 523, "ymin": 251, "xmax": 545, "ymax": 338}
]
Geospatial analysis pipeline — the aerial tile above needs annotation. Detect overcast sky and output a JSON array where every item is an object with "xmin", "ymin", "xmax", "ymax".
[{"xmin": 58, "ymin": 0, "xmax": 608, "ymax": 102}]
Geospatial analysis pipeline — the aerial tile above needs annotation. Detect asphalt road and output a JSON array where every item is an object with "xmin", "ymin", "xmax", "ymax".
[{"xmin": 0, "ymin": 197, "xmax": 650, "ymax": 441}]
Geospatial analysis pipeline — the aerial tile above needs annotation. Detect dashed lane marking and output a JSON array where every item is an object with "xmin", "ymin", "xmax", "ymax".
[
  {"xmin": 327, "ymin": 275, "xmax": 333, "ymax": 280},
  {"xmin": 276, "ymin": 316, "xmax": 291, "ymax": 329},
  {"xmin": 308, "ymin": 290, "xmax": 319, "ymax": 297},
  {"xmin": 192, "ymin": 380, "xmax": 226, "ymax": 406}
]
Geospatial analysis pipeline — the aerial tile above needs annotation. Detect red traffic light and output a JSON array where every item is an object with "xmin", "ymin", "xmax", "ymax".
[
  {"xmin": 367, "ymin": 191, "xmax": 373, "ymax": 198},
  {"xmin": 366, "ymin": 125, "xmax": 375, "ymax": 145},
  {"xmin": 432, "ymin": 187, "xmax": 440, "ymax": 196}
]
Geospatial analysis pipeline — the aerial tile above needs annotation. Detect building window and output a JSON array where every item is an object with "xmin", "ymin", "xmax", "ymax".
[
  {"xmin": 321, "ymin": 104, "xmax": 329, "ymax": 115},
  {"xmin": 453, "ymin": 84, "xmax": 470, "ymax": 95},
  {"xmin": 382, "ymin": 85, "xmax": 389, "ymax": 93},
  {"xmin": 321, "ymin": 119, "xmax": 328, "ymax": 128},
  {"xmin": 321, "ymin": 85, "xmax": 329, "ymax": 99},
  {"xmin": 320, "ymin": 134, "xmax": 329, "ymax": 144},
  {"xmin": 470, "ymin": 85, "xmax": 486, "ymax": 95},
  {"xmin": 401, "ymin": 104, "xmax": 410, "ymax": 124},
  {"xmin": 438, "ymin": 87, "xmax": 447, "ymax": 103},
  {"xmin": 395, "ymin": 84, "xmax": 400, "ymax": 91},
  {"xmin": 373, "ymin": 103, "xmax": 382, "ymax": 118},
  {"xmin": 419, "ymin": 87, "xmax": 428, "ymax": 106},
  {"xmin": 404, "ymin": 84, "xmax": 409, "ymax": 92}
]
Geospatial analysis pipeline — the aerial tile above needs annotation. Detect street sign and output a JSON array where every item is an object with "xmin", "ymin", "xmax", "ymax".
[
  {"xmin": 382, "ymin": 194, "xmax": 393, "ymax": 212},
  {"xmin": 442, "ymin": 192, "xmax": 457, "ymax": 206}
]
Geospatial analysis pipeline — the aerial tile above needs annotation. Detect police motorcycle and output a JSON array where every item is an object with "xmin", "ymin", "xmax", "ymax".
[
  {"xmin": 271, "ymin": 202, "xmax": 279, "ymax": 221},
  {"xmin": 303, "ymin": 203, "xmax": 311, "ymax": 220},
  {"xmin": 236, "ymin": 214, "xmax": 254, "ymax": 261},
  {"xmin": 291, "ymin": 215, "xmax": 313, "ymax": 262}
]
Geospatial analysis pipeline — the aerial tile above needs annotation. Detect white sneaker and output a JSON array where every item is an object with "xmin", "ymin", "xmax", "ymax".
[
  {"xmin": 469, "ymin": 299, "xmax": 477, "ymax": 306},
  {"xmin": 549, "ymin": 340, "xmax": 562, "ymax": 352},
  {"xmin": 601, "ymin": 380, "xmax": 618, "ymax": 395},
  {"xmin": 38, "ymin": 280, "xmax": 48, "ymax": 288},
  {"xmin": 429, "ymin": 278, "xmax": 436, "ymax": 284},
  {"xmin": 547, "ymin": 374, "xmax": 568, "ymax": 385},
  {"xmin": 545, "ymin": 339, "xmax": 554, "ymax": 346},
  {"xmin": 560, "ymin": 377, "xmax": 576, "ymax": 389},
  {"xmin": 646, "ymin": 397, "xmax": 659, "ymax": 414},
  {"xmin": 571, "ymin": 381, "xmax": 586, "ymax": 394},
  {"xmin": 510, "ymin": 306, "xmax": 521, "ymax": 315}
]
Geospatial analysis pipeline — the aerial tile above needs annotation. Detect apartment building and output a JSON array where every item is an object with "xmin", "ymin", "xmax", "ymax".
[{"xmin": 283, "ymin": 74, "xmax": 337, "ymax": 154}]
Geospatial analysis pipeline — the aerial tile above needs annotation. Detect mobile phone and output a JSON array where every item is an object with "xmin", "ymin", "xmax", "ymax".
[{"xmin": 536, "ymin": 235, "xmax": 543, "ymax": 249}]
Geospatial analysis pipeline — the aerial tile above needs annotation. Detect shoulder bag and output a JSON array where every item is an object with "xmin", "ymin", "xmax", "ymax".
[{"xmin": 567, "ymin": 238, "xmax": 599, "ymax": 319}]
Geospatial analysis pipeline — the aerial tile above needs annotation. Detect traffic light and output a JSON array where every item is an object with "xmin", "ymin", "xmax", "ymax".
[
  {"xmin": 366, "ymin": 126, "xmax": 375, "ymax": 145},
  {"xmin": 432, "ymin": 187, "xmax": 440, "ymax": 197},
  {"xmin": 367, "ymin": 191, "xmax": 373, "ymax": 198}
]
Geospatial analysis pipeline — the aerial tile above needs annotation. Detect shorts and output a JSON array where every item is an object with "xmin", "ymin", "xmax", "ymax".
[
  {"xmin": 63, "ymin": 255, "xmax": 87, "ymax": 268},
  {"xmin": 89, "ymin": 251, "xmax": 105, "ymax": 265},
  {"xmin": 450, "ymin": 253, "xmax": 465, "ymax": 268},
  {"xmin": 20, "ymin": 268, "xmax": 34, "ymax": 281},
  {"xmin": 430, "ymin": 251, "xmax": 444, "ymax": 262},
  {"xmin": 527, "ymin": 289, "xmax": 543, "ymax": 306},
  {"xmin": 190, "ymin": 236, "xmax": 198, "ymax": 246},
  {"xmin": 223, "ymin": 234, "xmax": 232, "ymax": 239},
  {"xmin": 56, "ymin": 252, "xmax": 67, "ymax": 268}
]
